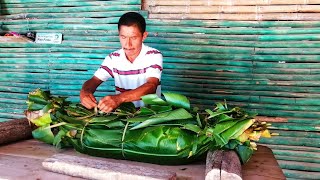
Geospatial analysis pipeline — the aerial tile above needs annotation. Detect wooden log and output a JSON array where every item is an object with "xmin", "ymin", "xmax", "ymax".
[
  {"xmin": 205, "ymin": 150, "xmax": 242, "ymax": 180},
  {"xmin": 0, "ymin": 118, "xmax": 32, "ymax": 145},
  {"xmin": 42, "ymin": 154, "xmax": 177, "ymax": 180},
  {"xmin": 205, "ymin": 150, "xmax": 223, "ymax": 179}
]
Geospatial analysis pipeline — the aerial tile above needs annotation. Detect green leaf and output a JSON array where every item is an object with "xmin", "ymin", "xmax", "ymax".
[
  {"xmin": 104, "ymin": 121, "xmax": 125, "ymax": 128},
  {"xmin": 215, "ymin": 102, "xmax": 228, "ymax": 112},
  {"xmin": 56, "ymin": 111, "xmax": 86, "ymax": 125},
  {"xmin": 212, "ymin": 121, "xmax": 238, "ymax": 134},
  {"xmin": 84, "ymin": 128, "xmax": 123, "ymax": 148},
  {"xmin": 138, "ymin": 107, "xmax": 156, "ymax": 116},
  {"xmin": 182, "ymin": 124, "xmax": 201, "ymax": 134},
  {"xmin": 42, "ymin": 103, "xmax": 54, "ymax": 113},
  {"xmin": 118, "ymin": 102, "xmax": 137, "ymax": 113},
  {"xmin": 29, "ymin": 88, "xmax": 50, "ymax": 100},
  {"xmin": 205, "ymin": 109, "xmax": 233, "ymax": 119},
  {"xmin": 216, "ymin": 114, "xmax": 234, "ymax": 122},
  {"xmin": 28, "ymin": 94, "xmax": 49, "ymax": 105},
  {"xmin": 224, "ymin": 139, "xmax": 241, "ymax": 149},
  {"xmin": 196, "ymin": 113, "xmax": 202, "ymax": 128},
  {"xmin": 220, "ymin": 119, "xmax": 254, "ymax": 142},
  {"xmin": 32, "ymin": 126, "xmax": 55, "ymax": 144},
  {"xmin": 53, "ymin": 129, "xmax": 66, "ymax": 148},
  {"xmin": 126, "ymin": 116, "xmax": 150, "ymax": 123},
  {"xmin": 89, "ymin": 115, "xmax": 118, "ymax": 123},
  {"xmin": 30, "ymin": 113, "xmax": 52, "ymax": 127},
  {"xmin": 26, "ymin": 102, "xmax": 46, "ymax": 111},
  {"xmin": 212, "ymin": 133, "xmax": 228, "ymax": 147},
  {"xmin": 235, "ymin": 144, "xmax": 254, "ymax": 164},
  {"xmin": 141, "ymin": 94, "xmax": 167, "ymax": 106},
  {"xmin": 163, "ymin": 92, "xmax": 190, "ymax": 110},
  {"xmin": 130, "ymin": 108, "xmax": 193, "ymax": 130},
  {"xmin": 149, "ymin": 105, "xmax": 173, "ymax": 113}
]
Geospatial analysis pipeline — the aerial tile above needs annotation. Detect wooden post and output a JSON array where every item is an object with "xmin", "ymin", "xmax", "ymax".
[
  {"xmin": 205, "ymin": 150, "xmax": 242, "ymax": 180},
  {"xmin": 0, "ymin": 118, "xmax": 32, "ymax": 145}
]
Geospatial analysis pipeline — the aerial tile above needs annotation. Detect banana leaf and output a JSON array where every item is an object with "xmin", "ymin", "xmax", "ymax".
[{"xmin": 25, "ymin": 89, "xmax": 273, "ymax": 165}]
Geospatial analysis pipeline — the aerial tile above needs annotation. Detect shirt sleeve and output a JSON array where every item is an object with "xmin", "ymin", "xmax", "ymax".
[
  {"xmin": 94, "ymin": 55, "xmax": 114, "ymax": 81},
  {"xmin": 145, "ymin": 53, "xmax": 163, "ymax": 80}
]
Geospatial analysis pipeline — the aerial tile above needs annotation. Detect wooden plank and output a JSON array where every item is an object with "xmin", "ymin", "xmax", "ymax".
[
  {"xmin": 259, "ymin": 136, "xmax": 320, "ymax": 147},
  {"xmin": 242, "ymin": 145, "xmax": 286, "ymax": 180},
  {"xmin": 0, "ymin": 139, "xmax": 205, "ymax": 179},
  {"xmin": 0, "ymin": 154, "xmax": 84, "ymax": 180},
  {"xmin": 263, "ymin": 144, "xmax": 320, "ymax": 152},
  {"xmin": 148, "ymin": 5, "xmax": 320, "ymax": 14},
  {"xmin": 283, "ymin": 169, "xmax": 320, "ymax": 179},
  {"xmin": 278, "ymin": 160, "xmax": 320, "ymax": 172},
  {"xmin": 1, "ymin": 0, "xmax": 141, "ymax": 8},
  {"xmin": 268, "ymin": 130, "xmax": 320, "ymax": 138},
  {"xmin": 273, "ymin": 150, "xmax": 320, "ymax": 159},
  {"xmin": 0, "ymin": 36, "xmax": 33, "ymax": 43},
  {"xmin": 149, "ymin": 13, "xmax": 320, "ymax": 21},
  {"xmin": 1, "ymin": 5, "xmax": 141, "ymax": 14},
  {"xmin": 2, "ymin": 11, "xmax": 147, "ymax": 19},
  {"xmin": 143, "ymin": 0, "xmax": 320, "ymax": 6},
  {"xmin": 147, "ymin": 19, "xmax": 320, "ymax": 28},
  {"xmin": 43, "ymin": 154, "xmax": 177, "ymax": 180}
]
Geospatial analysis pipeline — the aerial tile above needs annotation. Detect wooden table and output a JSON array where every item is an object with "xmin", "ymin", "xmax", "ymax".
[
  {"xmin": 0, "ymin": 139, "xmax": 285, "ymax": 179},
  {"xmin": 242, "ymin": 145, "xmax": 286, "ymax": 180}
]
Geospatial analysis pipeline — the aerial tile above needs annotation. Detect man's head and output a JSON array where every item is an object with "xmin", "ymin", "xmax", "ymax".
[
  {"xmin": 118, "ymin": 12, "xmax": 148, "ymax": 62},
  {"xmin": 118, "ymin": 12, "xmax": 146, "ymax": 34}
]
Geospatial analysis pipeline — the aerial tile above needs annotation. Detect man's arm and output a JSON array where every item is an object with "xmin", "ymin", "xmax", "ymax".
[
  {"xmin": 80, "ymin": 76, "xmax": 103, "ymax": 109},
  {"xmin": 98, "ymin": 77, "xmax": 159, "ymax": 112}
]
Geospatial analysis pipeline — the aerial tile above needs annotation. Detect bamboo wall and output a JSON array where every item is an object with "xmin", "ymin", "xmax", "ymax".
[{"xmin": 1, "ymin": 0, "xmax": 320, "ymax": 178}]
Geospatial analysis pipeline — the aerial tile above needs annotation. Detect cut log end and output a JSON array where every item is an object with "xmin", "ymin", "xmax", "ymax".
[{"xmin": 205, "ymin": 150, "xmax": 242, "ymax": 180}]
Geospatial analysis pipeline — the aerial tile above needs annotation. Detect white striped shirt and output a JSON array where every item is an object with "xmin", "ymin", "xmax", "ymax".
[{"xmin": 94, "ymin": 44, "xmax": 163, "ymax": 107}]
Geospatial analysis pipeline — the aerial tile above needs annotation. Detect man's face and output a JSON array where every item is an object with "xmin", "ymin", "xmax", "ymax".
[{"xmin": 119, "ymin": 25, "xmax": 147, "ymax": 62}]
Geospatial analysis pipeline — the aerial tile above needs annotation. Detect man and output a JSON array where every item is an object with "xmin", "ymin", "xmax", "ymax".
[{"xmin": 80, "ymin": 12, "xmax": 163, "ymax": 113}]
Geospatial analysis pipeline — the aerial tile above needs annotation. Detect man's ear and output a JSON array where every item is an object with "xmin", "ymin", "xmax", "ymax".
[{"xmin": 142, "ymin": 32, "xmax": 148, "ymax": 41}]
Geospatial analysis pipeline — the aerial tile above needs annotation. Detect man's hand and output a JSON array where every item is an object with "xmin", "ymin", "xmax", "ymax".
[
  {"xmin": 80, "ymin": 90, "xmax": 98, "ymax": 109},
  {"xmin": 80, "ymin": 76, "xmax": 103, "ymax": 109},
  {"xmin": 98, "ymin": 95, "xmax": 123, "ymax": 113}
]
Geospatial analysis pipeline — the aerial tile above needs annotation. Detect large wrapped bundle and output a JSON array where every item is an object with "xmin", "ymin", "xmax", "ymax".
[{"xmin": 25, "ymin": 89, "xmax": 272, "ymax": 165}]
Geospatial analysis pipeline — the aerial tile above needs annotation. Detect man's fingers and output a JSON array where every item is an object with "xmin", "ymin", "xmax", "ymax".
[
  {"xmin": 81, "ymin": 96, "xmax": 97, "ymax": 109},
  {"xmin": 98, "ymin": 106, "xmax": 113, "ymax": 113},
  {"xmin": 88, "ymin": 94, "xmax": 97, "ymax": 104},
  {"xmin": 82, "ymin": 101, "xmax": 95, "ymax": 109},
  {"xmin": 98, "ymin": 96, "xmax": 115, "ymax": 113}
]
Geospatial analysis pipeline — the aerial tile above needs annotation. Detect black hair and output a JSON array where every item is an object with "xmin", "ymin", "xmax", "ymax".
[{"xmin": 118, "ymin": 12, "xmax": 146, "ymax": 34}]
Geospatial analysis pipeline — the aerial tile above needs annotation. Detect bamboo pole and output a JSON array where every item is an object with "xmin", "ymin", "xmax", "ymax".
[
  {"xmin": 144, "ymin": 0, "xmax": 320, "ymax": 6},
  {"xmin": 149, "ymin": 13, "xmax": 320, "ymax": 21},
  {"xmin": 149, "ymin": 5, "xmax": 320, "ymax": 14}
]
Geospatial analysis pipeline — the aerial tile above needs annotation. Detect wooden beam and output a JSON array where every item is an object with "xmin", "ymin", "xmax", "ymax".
[
  {"xmin": 42, "ymin": 154, "xmax": 177, "ymax": 180},
  {"xmin": 0, "ymin": 118, "xmax": 32, "ymax": 145},
  {"xmin": 255, "ymin": 116, "xmax": 288, "ymax": 122}
]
